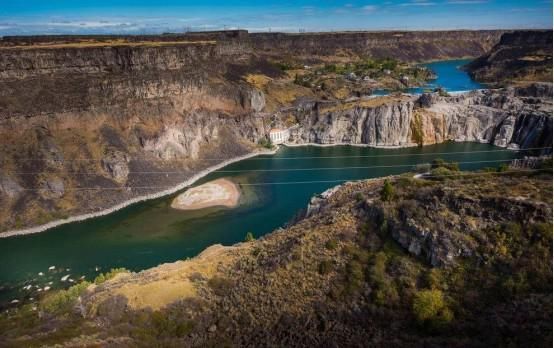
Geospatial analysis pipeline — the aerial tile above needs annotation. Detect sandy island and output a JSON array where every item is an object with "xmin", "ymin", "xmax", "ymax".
[{"xmin": 171, "ymin": 178, "xmax": 240, "ymax": 210}]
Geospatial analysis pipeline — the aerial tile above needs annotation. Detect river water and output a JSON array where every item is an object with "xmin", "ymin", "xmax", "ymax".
[
  {"xmin": 0, "ymin": 59, "xmax": 500, "ymax": 306},
  {"xmin": 0, "ymin": 143, "xmax": 522, "ymax": 306},
  {"xmin": 374, "ymin": 58, "xmax": 484, "ymax": 95}
]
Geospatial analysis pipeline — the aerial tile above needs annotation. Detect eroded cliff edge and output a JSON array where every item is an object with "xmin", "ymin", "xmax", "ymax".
[{"xmin": 0, "ymin": 30, "xmax": 551, "ymax": 234}]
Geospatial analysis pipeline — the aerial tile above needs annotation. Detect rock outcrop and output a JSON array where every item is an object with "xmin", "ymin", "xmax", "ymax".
[
  {"xmin": 284, "ymin": 85, "xmax": 552, "ymax": 153},
  {"xmin": 466, "ymin": 30, "xmax": 553, "ymax": 84}
]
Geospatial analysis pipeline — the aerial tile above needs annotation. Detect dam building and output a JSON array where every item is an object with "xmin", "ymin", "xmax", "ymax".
[{"xmin": 269, "ymin": 128, "xmax": 291, "ymax": 145}]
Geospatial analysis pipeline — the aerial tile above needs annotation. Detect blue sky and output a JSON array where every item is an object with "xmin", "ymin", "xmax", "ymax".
[{"xmin": 0, "ymin": 0, "xmax": 551, "ymax": 35}]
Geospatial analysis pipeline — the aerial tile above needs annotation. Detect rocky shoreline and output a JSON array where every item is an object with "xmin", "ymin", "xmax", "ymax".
[{"xmin": 0, "ymin": 148, "xmax": 277, "ymax": 239}]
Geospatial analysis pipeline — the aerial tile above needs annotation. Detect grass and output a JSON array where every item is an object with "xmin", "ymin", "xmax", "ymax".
[{"xmin": 1, "ymin": 40, "xmax": 217, "ymax": 50}]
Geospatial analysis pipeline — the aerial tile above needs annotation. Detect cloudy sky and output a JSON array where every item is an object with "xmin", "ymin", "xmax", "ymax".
[{"xmin": 0, "ymin": 0, "xmax": 551, "ymax": 35}]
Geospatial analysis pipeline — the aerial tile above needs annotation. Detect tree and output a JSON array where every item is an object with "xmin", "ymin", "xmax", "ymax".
[
  {"xmin": 244, "ymin": 232, "xmax": 255, "ymax": 242},
  {"xmin": 381, "ymin": 179, "xmax": 394, "ymax": 202},
  {"xmin": 412, "ymin": 289, "xmax": 453, "ymax": 330}
]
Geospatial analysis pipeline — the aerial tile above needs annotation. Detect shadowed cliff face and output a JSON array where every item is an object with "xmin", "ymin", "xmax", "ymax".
[
  {"xmin": 250, "ymin": 30, "xmax": 505, "ymax": 61},
  {"xmin": 466, "ymin": 30, "xmax": 553, "ymax": 85}
]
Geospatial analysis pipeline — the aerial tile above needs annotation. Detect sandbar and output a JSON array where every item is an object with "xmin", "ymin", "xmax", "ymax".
[{"xmin": 171, "ymin": 178, "xmax": 240, "ymax": 210}]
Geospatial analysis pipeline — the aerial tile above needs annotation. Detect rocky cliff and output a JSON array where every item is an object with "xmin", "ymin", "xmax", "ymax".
[
  {"xmin": 283, "ymin": 84, "xmax": 552, "ymax": 153},
  {"xmin": 466, "ymin": 30, "xmax": 553, "ymax": 84},
  {"xmin": 0, "ymin": 31, "xmax": 550, "ymax": 234},
  {"xmin": 251, "ymin": 30, "xmax": 505, "ymax": 61}
]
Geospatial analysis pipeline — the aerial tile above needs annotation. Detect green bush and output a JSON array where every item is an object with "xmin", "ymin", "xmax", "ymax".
[
  {"xmin": 41, "ymin": 281, "xmax": 91, "ymax": 314},
  {"xmin": 381, "ymin": 179, "xmax": 394, "ymax": 202},
  {"xmin": 345, "ymin": 260, "xmax": 365, "ymax": 294},
  {"xmin": 244, "ymin": 232, "xmax": 255, "ymax": 242},
  {"xmin": 94, "ymin": 268, "xmax": 128, "ymax": 285},
  {"xmin": 257, "ymin": 137, "xmax": 273, "ymax": 149},
  {"xmin": 429, "ymin": 167, "xmax": 458, "ymax": 180},
  {"xmin": 431, "ymin": 158, "xmax": 459, "ymax": 171},
  {"xmin": 497, "ymin": 163, "xmax": 509, "ymax": 172},
  {"xmin": 381, "ymin": 58, "xmax": 398, "ymax": 71},
  {"xmin": 325, "ymin": 239, "xmax": 338, "ymax": 250},
  {"xmin": 412, "ymin": 289, "xmax": 453, "ymax": 329}
]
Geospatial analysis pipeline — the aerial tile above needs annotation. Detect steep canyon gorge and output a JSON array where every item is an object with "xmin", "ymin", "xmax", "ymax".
[{"xmin": 0, "ymin": 30, "xmax": 551, "ymax": 234}]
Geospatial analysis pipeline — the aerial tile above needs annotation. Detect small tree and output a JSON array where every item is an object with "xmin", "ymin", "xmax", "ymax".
[
  {"xmin": 381, "ymin": 179, "xmax": 394, "ymax": 202},
  {"xmin": 244, "ymin": 232, "xmax": 255, "ymax": 242},
  {"xmin": 412, "ymin": 289, "xmax": 453, "ymax": 330}
]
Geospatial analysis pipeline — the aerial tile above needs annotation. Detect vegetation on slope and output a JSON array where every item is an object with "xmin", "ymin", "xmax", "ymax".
[{"xmin": 0, "ymin": 166, "xmax": 551, "ymax": 347}]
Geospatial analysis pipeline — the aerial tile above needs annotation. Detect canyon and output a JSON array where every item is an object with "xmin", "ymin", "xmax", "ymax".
[
  {"xmin": 0, "ymin": 30, "xmax": 551, "ymax": 234},
  {"xmin": 0, "ymin": 27, "xmax": 552, "ymax": 347}
]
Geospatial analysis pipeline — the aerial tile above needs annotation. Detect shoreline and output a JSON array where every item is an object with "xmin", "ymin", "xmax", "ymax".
[
  {"xmin": 0, "ymin": 148, "xmax": 278, "ymax": 239},
  {"xmin": 283, "ymin": 142, "xmax": 420, "ymax": 149},
  {"xmin": 0, "ymin": 137, "xmax": 516, "ymax": 239}
]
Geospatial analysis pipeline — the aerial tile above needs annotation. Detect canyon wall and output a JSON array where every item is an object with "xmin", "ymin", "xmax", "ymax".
[
  {"xmin": 250, "ymin": 30, "xmax": 506, "ymax": 61},
  {"xmin": 283, "ymin": 85, "xmax": 552, "ymax": 153},
  {"xmin": 0, "ymin": 30, "xmax": 550, "ymax": 233},
  {"xmin": 466, "ymin": 30, "xmax": 553, "ymax": 84}
]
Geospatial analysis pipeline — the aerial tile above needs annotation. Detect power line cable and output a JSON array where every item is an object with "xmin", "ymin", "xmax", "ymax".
[
  {"xmin": 10, "ymin": 158, "xmax": 524, "ymax": 175},
  {"xmin": 12, "ymin": 168, "xmax": 551, "ymax": 191},
  {"xmin": 2, "ymin": 147, "xmax": 551, "ymax": 162}
]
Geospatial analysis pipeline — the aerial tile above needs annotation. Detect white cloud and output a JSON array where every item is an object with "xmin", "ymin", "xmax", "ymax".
[
  {"xmin": 447, "ymin": 0, "xmax": 488, "ymax": 4},
  {"xmin": 362, "ymin": 5, "xmax": 379, "ymax": 12}
]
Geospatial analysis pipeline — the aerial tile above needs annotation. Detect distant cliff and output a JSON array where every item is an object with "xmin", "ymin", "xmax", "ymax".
[
  {"xmin": 466, "ymin": 30, "xmax": 553, "ymax": 84},
  {"xmin": 251, "ymin": 30, "xmax": 506, "ymax": 61}
]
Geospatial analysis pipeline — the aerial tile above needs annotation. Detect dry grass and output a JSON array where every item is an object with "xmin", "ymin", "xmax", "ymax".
[
  {"xmin": 1, "ymin": 40, "xmax": 217, "ymax": 50},
  {"xmin": 90, "ymin": 244, "xmax": 248, "ymax": 310},
  {"xmin": 320, "ymin": 95, "xmax": 411, "ymax": 113},
  {"xmin": 245, "ymin": 74, "xmax": 273, "ymax": 89}
]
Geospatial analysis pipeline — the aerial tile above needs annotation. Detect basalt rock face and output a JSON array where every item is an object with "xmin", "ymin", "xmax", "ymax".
[
  {"xmin": 466, "ymin": 30, "xmax": 553, "ymax": 84},
  {"xmin": 284, "ymin": 85, "xmax": 552, "ymax": 153},
  {"xmin": 0, "ymin": 41, "xmax": 271, "ymax": 232},
  {"xmin": 251, "ymin": 30, "xmax": 506, "ymax": 61},
  {"xmin": 0, "ymin": 31, "xmax": 549, "ymax": 233}
]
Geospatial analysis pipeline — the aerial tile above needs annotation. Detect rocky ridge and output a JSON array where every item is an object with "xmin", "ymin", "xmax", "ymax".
[{"xmin": 466, "ymin": 30, "xmax": 553, "ymax": 84}]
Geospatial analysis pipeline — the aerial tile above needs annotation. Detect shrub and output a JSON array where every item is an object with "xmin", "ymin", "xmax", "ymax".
[
  {"xmin": 257, "ymin": 137, "xmax": 273, "ymax": 149},
  {"xmin": 208, "ymin": 276, "xmax": 234, "ymax": 296},
  {"xmin": 244, "ymin": 232, "xmax": 255, "ymax": 242},
  {"xmin": 497, "ymin": 163, "xmax": 509, "ymax": 172},
  {"xmin": 41, "ymin": 281, "xmax": 91, "ymax": 314},
  {"xmin": 325, "ymin": 239, "xmax": 338, "ymax": 250},
  {"xmin": 355, "ymin": 192, "xmax": 365, "ymax": 202},
  {"xmin": 94, "ymin": 268, "xmax": 128, "ymax": 285},
  {"xmin": 429, "ymin": 167, "xmax": 457, "ymax": 180},
  {"xmin": 431, "ymin": 158, "xmax": 459, "ymax": 171},
  {"xmin": 412, "ymin": 289, "xmax": 453, "ymax": 329},
  {"xmin": 345, "ymin": 260, "xmax": 365, "ymax": 294},
  {"xmin": 381, "ymin": 179, "xmax": 394, "ymax": 202},
  {"xmin": 319, "ymin": 260, "xmax": 333, "ymax": 275},
  {"xmin": 415, "ymin": 163, "xmax": 431, "ymax": 173}
]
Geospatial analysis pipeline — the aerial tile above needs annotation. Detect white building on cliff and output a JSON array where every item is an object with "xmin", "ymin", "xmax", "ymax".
[{"xmin": 269, "ymin": 128, "xmax": 291, "ymax": 145}]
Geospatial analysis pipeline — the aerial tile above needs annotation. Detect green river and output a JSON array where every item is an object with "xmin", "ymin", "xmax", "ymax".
[{"xmin": 0, "ymin": 142, "xmax": 523, "ymax": 306}]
